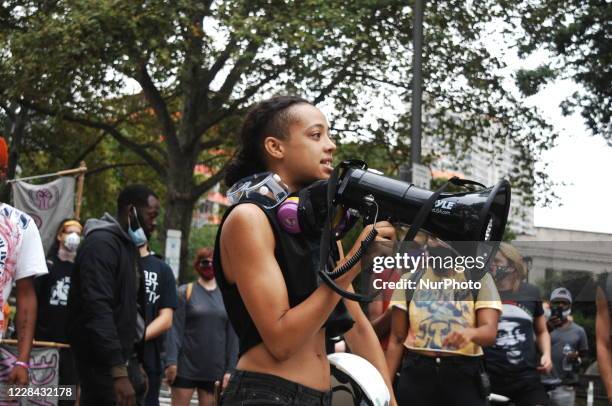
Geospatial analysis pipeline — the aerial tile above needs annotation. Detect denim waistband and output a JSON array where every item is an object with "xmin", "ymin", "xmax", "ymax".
[{"xmin": 231, "ymin": 369, "xmax": 332, "ymax": 404}]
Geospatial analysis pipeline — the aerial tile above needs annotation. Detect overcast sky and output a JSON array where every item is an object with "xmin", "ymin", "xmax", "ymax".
[
  {"xmin": 492, "ymin": 30, "xmax": 612, "ymax": 235},
  {"xmin": 528, "ymin": 83, "xmax": 612, "ymax": 234}
]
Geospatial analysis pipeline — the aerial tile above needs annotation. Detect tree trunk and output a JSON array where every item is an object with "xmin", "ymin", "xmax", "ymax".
[
  {"xmin": 163, "ymin": 190, "xmax": 197, "ymax": 284},
  {"xmin": 163, "ymin": 150, "xmax": 198, "ymax": 284}
]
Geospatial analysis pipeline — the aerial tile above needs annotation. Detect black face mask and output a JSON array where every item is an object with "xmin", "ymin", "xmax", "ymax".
[
  {"xmin": 551, "ymin": 304, "xmax": 571, "ymax": 321},
  {"xmin": 492, "ymin": 265, "xmax": 514, "ymax": 283}
]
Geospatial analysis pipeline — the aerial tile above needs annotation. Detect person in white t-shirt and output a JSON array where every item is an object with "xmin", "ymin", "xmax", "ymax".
[{"xmin": 0, "ymin": 136, "xmax": 48, "ymax": 385}]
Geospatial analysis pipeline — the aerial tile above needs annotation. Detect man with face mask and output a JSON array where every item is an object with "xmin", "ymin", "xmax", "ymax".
[
  {"xmin": 67, "ymin": 184, "xmax": 159, "ymax": 406},
  {"xmin": 34, "ymin": 218, "xmax": 82, "ymax": 405},
  {"xmin": 544, "ymin": 288, "xmax": 588, "ymax": 406},
  {"xmin": 164, "ymin": 247, "xmax": 238, "ymax": 406}
]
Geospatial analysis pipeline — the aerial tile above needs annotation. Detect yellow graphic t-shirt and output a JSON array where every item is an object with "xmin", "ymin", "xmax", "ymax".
[{"xmin": 392, "ymin": 268, "xmax": 502, "ymax": 356}]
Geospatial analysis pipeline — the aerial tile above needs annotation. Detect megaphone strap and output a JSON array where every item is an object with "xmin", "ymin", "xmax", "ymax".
[
  {"xmin": 403, "ymin": 177, "xmax": 458, "ymax": 243},
  {"xmin": 403, "ymin": 176, "xmax": 486, "ymax": 243},
  {"xmin": 449, "ymin": 177, "xmax": 486, "ymax": 189}
]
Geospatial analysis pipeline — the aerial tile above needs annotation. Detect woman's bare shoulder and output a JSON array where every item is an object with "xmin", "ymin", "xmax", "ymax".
[
  {"xmin": 219, "ymin": 204, "xmax": 278, "ymax": 284},
  {"xmin": 220, "ymin": 203, "xmax": 274, "ymax": 249}
]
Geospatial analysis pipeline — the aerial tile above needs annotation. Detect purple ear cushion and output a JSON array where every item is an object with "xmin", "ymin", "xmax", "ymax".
[
  {"xmin": 277, "ymin": 197, "xmax": 301, "ymax": 233},
  {"xmin": 333, "ymin": 210, "xmax": 354, "ymax": 238}
]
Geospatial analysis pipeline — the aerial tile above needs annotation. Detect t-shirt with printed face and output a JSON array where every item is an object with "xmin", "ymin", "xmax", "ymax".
[
  {"xmin": 140, "ymin": 253, "xmax": 178, "ymax": 374},
  {"xmin": 0, "ymin": 204, "xmax": 47, "ymax": 336},
  {"xmin": 392, "ymin": 268, "xmax": 502, "ymax": 356},
  {"xmin": 483, "ymin": 282, "xmax": 544, "ymax": 378}
]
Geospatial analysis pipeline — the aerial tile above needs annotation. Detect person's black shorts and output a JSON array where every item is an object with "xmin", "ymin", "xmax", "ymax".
[
  {"xmin": 489, "ymin": 371, "xmax": 548, "ymax": 406},
  {"xmin": 171, "ymin": 376, "xmax": 215, "ymax": 392}
]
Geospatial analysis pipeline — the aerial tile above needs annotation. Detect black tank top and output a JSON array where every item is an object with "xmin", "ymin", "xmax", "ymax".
[{"xmin": 213, "ymin": 200, "xmax": 354, "ymax": 357}]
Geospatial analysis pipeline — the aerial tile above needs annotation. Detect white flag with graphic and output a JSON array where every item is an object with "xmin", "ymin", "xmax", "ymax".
[{"xmin": 11, "ymin": 177, "xmax": 75, "ymax": 253}]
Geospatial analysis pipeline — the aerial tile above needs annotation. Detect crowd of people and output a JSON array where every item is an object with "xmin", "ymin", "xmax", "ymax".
[{"xmin": 0, "ymin": 96, "xmax": 610, "ymax": 406}]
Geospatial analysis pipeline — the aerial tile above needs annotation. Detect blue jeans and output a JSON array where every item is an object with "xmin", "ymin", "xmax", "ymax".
[{"xmin": 220, "ymin": 370, "xmax": 332, "ymax": 406}]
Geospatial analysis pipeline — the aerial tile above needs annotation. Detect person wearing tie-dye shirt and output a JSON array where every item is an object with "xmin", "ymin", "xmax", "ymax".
[{"xmin": 0, "ymin": 136, "xmax": 48, "ymax": 385}]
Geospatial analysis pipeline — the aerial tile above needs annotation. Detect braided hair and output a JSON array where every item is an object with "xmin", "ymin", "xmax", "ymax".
[{"xmin": 225, "ymin": 95, "xmax": 311, "ymax": 187}]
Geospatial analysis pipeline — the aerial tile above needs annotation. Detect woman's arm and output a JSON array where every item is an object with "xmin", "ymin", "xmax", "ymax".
[
  {"xmin": 221, "ymin": 204, "xmax": 394, "ymax": 362},
  {"xmin": 225, "ymin": 317, "xmax": 238, "ymax": 372},
  {"xmin": 343, "ymin": 286, "xmax": 397, "ymax": 406},
  {"xmin": 164, "ymin": 286, "xmax": 185, "ymax": 381},
  {"xmin": 368, "ymin": 301, "xmax": 393, "ymax": 339},
  {"xmin": 385, "ymin": 305, "xmax": 408, "ymax": 378},
  {"xmin": 144, "ymin": 308, "xmax": 173, "ymax": 341},
  {"xmin": 534, "ymin": 314, "xmax": 552, "ymax": 373},
  {"xmin": 596, "ymin": 286, "xmax": 612, "ymax": 402},
  {"xmin": 443, "ymin": 307, "xmax": 499, "ymax": 349}
]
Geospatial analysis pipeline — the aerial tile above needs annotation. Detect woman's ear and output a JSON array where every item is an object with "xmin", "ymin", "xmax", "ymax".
[{"xmin": 263, "ymin": 136, "xmax": 284, "ymax": 159}]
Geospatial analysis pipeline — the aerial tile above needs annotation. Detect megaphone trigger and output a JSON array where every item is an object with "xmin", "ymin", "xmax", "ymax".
[{"xmin": 361, "ymin": 194, "xmax": 379, "ymax": 226}]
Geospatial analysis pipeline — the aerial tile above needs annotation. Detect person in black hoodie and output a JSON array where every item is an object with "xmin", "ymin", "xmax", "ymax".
[{"xmin": 67, "ymin": 184, "xmax": 160, "ymax": 406}]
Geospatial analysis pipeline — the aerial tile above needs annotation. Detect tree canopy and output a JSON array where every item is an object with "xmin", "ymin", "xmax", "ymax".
[
  {"xmin": 0, "ymin": 0, "xmax": 559, "ymax": 280},
  {"xmin": 514, "ymin": 0, "xmax": 611, "ymax": 143}
]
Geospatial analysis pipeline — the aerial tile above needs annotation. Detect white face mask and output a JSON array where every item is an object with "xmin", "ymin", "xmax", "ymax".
[{"xmin": 63, "ymin": 232, "xmax": 81, "ymax": 252}]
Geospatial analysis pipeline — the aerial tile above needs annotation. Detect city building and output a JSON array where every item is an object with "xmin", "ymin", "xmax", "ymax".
[{"xmin": 424, "ymin": 132, "xmax": 535, "ymax": 235}]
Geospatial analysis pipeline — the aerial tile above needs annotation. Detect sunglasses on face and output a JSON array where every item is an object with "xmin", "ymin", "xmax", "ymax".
[
  {"xmin": 551, "ymin": 301, "xmax": 570, "ymax": 309},
  {"xmin": 491, "ymin": 264, "xmax": 511, "ymax": 272},
  {"xmin": 198, "ymin": 259, "xmax": 212, "ymax": 267}
]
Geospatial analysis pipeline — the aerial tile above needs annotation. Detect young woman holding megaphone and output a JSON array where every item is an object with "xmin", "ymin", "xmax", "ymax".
[{"xmin": 212, "ymin": 95, "xmax": 397, "ymax": 405}]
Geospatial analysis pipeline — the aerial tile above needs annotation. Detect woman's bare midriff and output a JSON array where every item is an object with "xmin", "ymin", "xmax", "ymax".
[{"xmin": 235, "ymin": 329, "xmax": 331, "ymax": 392}]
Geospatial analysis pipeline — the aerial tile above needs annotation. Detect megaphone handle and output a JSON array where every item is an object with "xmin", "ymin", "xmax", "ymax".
[{"xmin": 360, "ymin": 194, "xmax": 378, "ymax": 225}]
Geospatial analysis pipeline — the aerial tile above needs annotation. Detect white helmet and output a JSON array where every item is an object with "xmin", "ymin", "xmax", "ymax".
[{"xmin": 328, "ymin": 353, "xmax": 390, "ymax": 406}]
